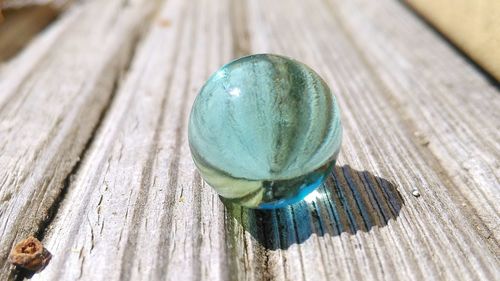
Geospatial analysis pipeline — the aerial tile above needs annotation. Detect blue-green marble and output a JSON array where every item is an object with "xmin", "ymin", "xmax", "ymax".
[{"xmin": 188, "ymin": 54, "xmax": 342, "ymax": 209}]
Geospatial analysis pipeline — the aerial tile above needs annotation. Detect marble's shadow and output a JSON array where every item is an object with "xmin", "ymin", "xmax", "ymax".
[{"xmin": 223, "ymin": 165, "xmax": 404, "ymax": 250}]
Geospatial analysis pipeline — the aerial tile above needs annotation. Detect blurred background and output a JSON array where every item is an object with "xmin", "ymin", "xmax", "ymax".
[{"xmin": 1, "ymin": 0, "xmax": 499, "ymax": 80}]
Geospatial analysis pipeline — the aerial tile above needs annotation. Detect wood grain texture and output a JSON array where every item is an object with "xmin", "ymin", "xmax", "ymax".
[
  {"xmin": 0, "ymin": 0, "xmax": 498, "ymax": 280},
  {"xmin": 327, "ymin": 0, "xmax": 500, "ymax": 247},
  {"xmin": 30, "ymin": 0, "xmax": 232, "ymax": 279},
  {"xmin": 0, "ymin": 0, "xmax": 159, "ymax": 279}
]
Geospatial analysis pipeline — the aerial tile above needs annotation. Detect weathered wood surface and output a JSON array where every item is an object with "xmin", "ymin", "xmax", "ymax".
[
  {"xmin": 0, "ymin": 0, "xmax": 498, "ymax": 280},
  {"xmin": 0, "ymin": 0, "xmax": 158, "ymax": 279},
  {"xmin": 331, "ymin": 0, "xmax": 500, "ymax": 248}
]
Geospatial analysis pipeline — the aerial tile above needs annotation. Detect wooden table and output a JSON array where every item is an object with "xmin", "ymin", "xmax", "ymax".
[{"xmin": 0, "ymin": 0, "xmax": 498, "ymax": 280}]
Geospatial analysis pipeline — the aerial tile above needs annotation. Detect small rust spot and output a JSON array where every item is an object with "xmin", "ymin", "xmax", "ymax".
[
  {"xmin": 8, "ymin": 236, "xmax": 52, "ymax": 272},
  {"xmin": 158, "ymin": 18, "xmax": 171, "ymax": 27}
]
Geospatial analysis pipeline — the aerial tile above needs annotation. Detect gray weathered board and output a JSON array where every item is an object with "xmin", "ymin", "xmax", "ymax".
[{"xmin": 0, "ymin": 0, "xmax": 498, "ymax": 280}]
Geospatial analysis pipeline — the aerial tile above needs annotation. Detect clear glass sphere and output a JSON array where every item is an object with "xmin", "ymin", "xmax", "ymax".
[{"xmin": 188, "ymin": 54, "xmax": 342, "ymax": 209}]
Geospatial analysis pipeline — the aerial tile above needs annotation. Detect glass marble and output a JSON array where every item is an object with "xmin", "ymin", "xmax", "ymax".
[{"xmin": 188, "ymin": 54, "xmax": 342, "ymax": 209}]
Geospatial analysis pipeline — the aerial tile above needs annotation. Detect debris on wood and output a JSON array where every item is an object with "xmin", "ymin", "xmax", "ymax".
[
  {"xmin": 8, "ymin": 236, "xmax": 52, "ymax": 272},
  {"xmin": 412, "ymin": 189, "xmax": 421, "ymax": 197}
]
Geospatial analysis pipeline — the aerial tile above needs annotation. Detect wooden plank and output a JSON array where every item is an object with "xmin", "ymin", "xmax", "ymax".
[
  {"xmin": 326, "ymin": 0, "xmax": 500, "ymax": 247},
  {"xmin": 30, "ymin": 1, "xmax": 498, "ymax": 281},
  {"xmin": 0, "ymin": 0, "xmax": 159, "ymax": 279},
  {"xmin": 29, "ymin": 0, "xmax": 233, "ymax": 279},
  {"xmin": 240, "ymin": 0, "xmax": 499, "ymax": 279}
]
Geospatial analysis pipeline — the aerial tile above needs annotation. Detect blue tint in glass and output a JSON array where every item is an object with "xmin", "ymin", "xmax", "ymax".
[{"xmin": 188, "ymin": 54, "xmax": 342, "ymax": 209}]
